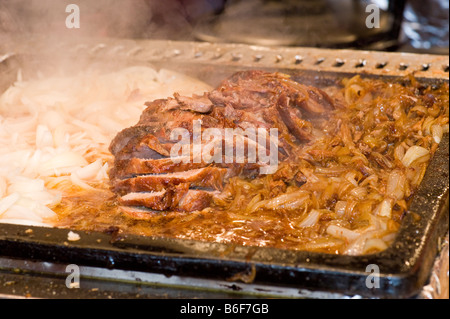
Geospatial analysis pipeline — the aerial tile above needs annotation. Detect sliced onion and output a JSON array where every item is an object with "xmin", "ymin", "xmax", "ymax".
[
  {"xmin": 409, "ymin": 105, "xmax": 428, "ymax": 115},
  {"xmin": 335, "ymin": 201, "xmax": 347, "ymax": 216},
  {"xmin": 22, "ymin": 149, "xmax": 42, "ymax": 177},
  {"xmin": 0, "ymin": 193, "xmax": 20, "ymax": 216},
  {"xmin": 431, "ymin": 124, "xmax": 443, "ymax": 144},
  {"xmin": 375, "ymin": 198, "xmax": 393, "ymax": 218},
  {"xmin": 39, "ymin": 151, "xmax": 88, "ymax": 176},
  {"xmin": 8, "ymin": 177, "xmax": 45, "ymax": 194},
  {"xmin": 17, "ymin": 190, "xmax": 58, "ymax": 206},
  {"xmin": 344, "ymin": 230, "xmax": 386, "ymax": 255},
  {"xmin": 39, "ymin": 110, "xmax": 66, "ymax": 130},
  {"xmin": 0, "ymin": 219, "xmax": 52, "ymax": 227},
  {"xmin": 394, "ymin": 144, "xmax": 405, "ymax": 162},
  {"xmin": 1, "ymin": 204, "xmax": 43, "ymax": 223},
  {"xmin": 73, "ymin": 159, "xmax": 103, "ymax": 181},
  {"xmin": 33, "ymin": 204, "xmax": 58, "ymax": 219},
  {"xmin": 53, "ymin": 124, "xmax": 72, "ymax": 147},
  {"xmin": 363, "ymin": 238, "xmax": 388, "ymax": 254},
  {"xmin": 0, "ymin": 176, "xmax": 6, "ymax": 198},
  {"xmin": 344, "ymin": 171, "xmax": 359, "ymax": 186},
  {"xmin": 263, "ymin": 191, "xmax": 309, "ymax": 210},
  {"xmin": 349, "ymin": 186, "xmax": 368, "ymax": 200},
  {"xmin": 401, "ymin": 146, "xmax": 429, "ymax": 167},
  {"xmin": 326, "ymin": 225, "xmax": 360, "ymax": 242},
  {"xmin": 422, "ymin": 116, "xmax": 435, "ymax": 135},
  {"xmin": 246, "ymin": 194, "xmax": 262, "ymax": 214},
  {"xmin": 3, "ymin": 115, "xmax": 37, "ymax": 133},
  {"xmin": 344, "ymin": 237, "xmax": 367, "ymax": 255},
  {"xmin": 70, "ymin": 172, "xmax": 96, "ymax": 191},
  {"xmin": 386, "ymin": 169, "xmax": 406, "ymax": 200},
  {"xmin": 247, "ymin": 199, "xmax": 269, "ymax": 214},
  {"xmin": 36, "ymin": 124, "xmax": 53, "ymax": 148},
  {"xmin": 94, "ymin": 162, "xmax": 109, "ymax": 181},
  {"xmin": 298, "ymin": 209, "xmax": 320, "ymax": 227}
]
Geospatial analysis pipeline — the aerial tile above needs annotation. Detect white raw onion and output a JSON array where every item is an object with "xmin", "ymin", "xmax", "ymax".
[
  {"xmin": 16, "ymin": 190, "xmax": 58, "ymax": 206},
  {"xmin": 15, "ymin": 196, "xmax": 57, "ymax": 218},
  {"xmin": 70, "ymin": 172, "xmax": 96, "ymax": 191},
  {"xmin": 1, "ymin": 205, "xmax": 43, "ymax": 222},
  {"xmin": 0, "ymin": 176, "xmax": 6, "ymax": 198},
  {"xmin": 0, "ymin": 193, "xmax": 20, "ymax": 216},
  {"xmin": 8, "ymin": 176, "xmax": 45, "ymax": 194},
  {"xmin": 39, "ymin": 151, "xmax": 88, "ymax": 176},
  {"xmin": 3, "ymin": 115, "xmax": 37, "ymax": 133},
  {"xmin": 73, "ymin": 159, "xmax": 103, "ymax": 181},
  {"xmin": 53, "ymin": 124, "xmax": 72, "ymax": 147},
  {"xmin": 0, "ymin": 219, "xmax": 52, "ymax": 227},
  {"xmin": 95, "ymin": 162, "xmax": 109, "ymax": 181},
  {"xmin": 39, "ymin": 110, "xmax": 66, "ymax": 130},
  {"xmin": 36, "ymin": 124, "xmax": 54, "ymax": 148},
  {"xmin": 0, "ymin": 150, "xmax": 32, "ymax": 171},
  {"xmin": 33, "ymin": 204, "xmax": 58, "ymax": 219},
  {"xmin": 22, "ymin": 149, "xmax": 42, "ymax": 177}
]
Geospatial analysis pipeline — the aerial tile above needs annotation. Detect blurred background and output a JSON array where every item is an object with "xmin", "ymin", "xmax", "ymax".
[{"xmin": 0, "ymin": 0, "xmax": 448, "ymax": 54}]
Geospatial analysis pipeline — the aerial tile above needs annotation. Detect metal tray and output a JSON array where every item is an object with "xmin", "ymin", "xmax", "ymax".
[{"xmin": 0, "ymin": 38, "xmax": 448, "ymax": 299}]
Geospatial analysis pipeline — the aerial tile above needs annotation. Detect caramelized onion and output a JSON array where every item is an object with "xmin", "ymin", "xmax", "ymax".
[{"xmin": 401, "ymin": 146, "xmax": 430, "ymax": 167}]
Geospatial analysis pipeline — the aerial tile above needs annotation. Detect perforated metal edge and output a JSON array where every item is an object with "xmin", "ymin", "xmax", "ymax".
[{"xmin": 5, "ymin": 37, "xmax": 449, "ymax": 80}]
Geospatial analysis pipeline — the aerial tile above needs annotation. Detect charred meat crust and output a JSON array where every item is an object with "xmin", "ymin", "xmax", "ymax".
[
  {"xmin": 113, "ymin": 167, "xmax": 227, "ymax": 195},
  {"xmin": 118, "ymin": 187, "xmax": 218, "ymax": 212}
]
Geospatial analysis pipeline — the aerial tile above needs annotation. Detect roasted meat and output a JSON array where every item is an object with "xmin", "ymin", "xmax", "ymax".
[{"xmin": 109, "ymin": 70, "xmax": 335, "ymax": 214}]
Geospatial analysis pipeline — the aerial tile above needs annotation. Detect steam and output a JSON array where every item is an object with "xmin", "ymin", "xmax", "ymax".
[
  {"xmin": 0, "ymin": 1, "xmax": 220, "ymax": 85},
  {"xmin": 0, "ymin": 0, "xmax": 222, "ymax": 42},
  {"xmin": 1, "ymin": 0, "xmax": 152, "ymax": 39}
]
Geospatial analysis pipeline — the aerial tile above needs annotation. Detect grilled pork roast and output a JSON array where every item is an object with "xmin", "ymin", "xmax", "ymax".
[{"xmin": 109, "ymin": 70, "xmax": 335, "ymax": 215}]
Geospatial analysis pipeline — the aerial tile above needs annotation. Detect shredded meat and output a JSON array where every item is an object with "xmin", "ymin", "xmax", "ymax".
[{"xmin": 109, "ymin": 70, "xmax": 335, "ymax": 213}]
